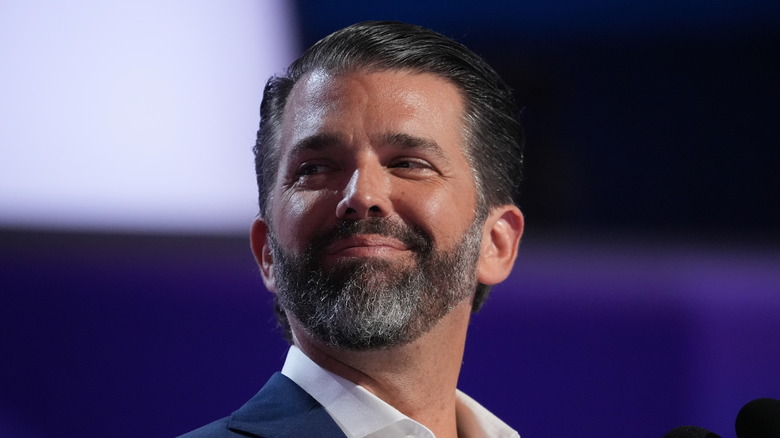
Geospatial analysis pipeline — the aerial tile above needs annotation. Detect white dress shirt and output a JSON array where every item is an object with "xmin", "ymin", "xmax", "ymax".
[{"xmin": 281, "ymin": 346, "xmax": 520, "ymax": 438}]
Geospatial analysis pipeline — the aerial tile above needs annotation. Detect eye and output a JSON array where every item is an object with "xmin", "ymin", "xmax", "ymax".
[
  {"xmin": 389, "ymin": 158, "xmax": 431, "ymax": 170},
  {"xmin": 297, "ymin": 162, "xmax": 332, "ymax": 176},
  {"xmin": 299, "ymin": 164, "xmax": 322, "ymax": 175},
  {"xmin": 388, "ymin": 158, "xmax": 439, "ymax": 178},
  {"xmin": 285, "ymin": 161, "xmax": 336, "ymax": 189}
]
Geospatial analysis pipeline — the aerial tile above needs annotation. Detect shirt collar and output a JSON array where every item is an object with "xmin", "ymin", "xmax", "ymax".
[{"xmin": 281, "ymin": 346, "xmax": 519, "ymax": 438}]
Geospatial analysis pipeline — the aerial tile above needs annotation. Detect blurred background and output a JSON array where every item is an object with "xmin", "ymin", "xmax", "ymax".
[{"xmin": 1, "ymin": 1, "xmax": 778, "ymax": 437}]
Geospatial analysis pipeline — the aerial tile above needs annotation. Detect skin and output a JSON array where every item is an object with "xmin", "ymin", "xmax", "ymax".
[{"xmin": 251, "ymin": 68, "xmax": 524, "ymax": 438}]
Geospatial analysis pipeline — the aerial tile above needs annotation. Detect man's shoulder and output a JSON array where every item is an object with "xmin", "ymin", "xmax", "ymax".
[
  {"xmin": 177, "ymin": 416, "xmax": 235, "ymax": 438},
  {"xmin": 177, "ymin": 372, "xmax": 346, "ymax": 438}
]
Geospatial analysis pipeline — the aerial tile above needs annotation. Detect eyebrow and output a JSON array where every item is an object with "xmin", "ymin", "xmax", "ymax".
[
  {"xmin": 289, "ymin": 133, "xmax": 345, "ymax": 157},
  {"xmin": 382, "ymin": 132, "xmax": 443, "ymax": 154},
  {"xmin": 383, "ymin": 132, "xmax": 450, "ymax": 164},
  {"xmin": 289, "ymin": 131, "xmax": 448, "ymax": 160}
]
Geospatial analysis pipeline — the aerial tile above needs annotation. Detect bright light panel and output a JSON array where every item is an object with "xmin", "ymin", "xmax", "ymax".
[{"xmin": 0, "ymin": 0, "xmax": 298, "ymax": 233}]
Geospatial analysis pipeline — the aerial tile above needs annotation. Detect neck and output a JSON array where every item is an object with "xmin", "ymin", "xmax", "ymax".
[{"xmin": 292, "ymin": 299, "xmax": 473, "ymax": 438}]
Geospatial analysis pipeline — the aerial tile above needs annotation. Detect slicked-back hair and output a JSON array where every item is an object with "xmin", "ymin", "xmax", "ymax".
[{"xmin": 254, "ymin": 21, "xmax": 523, "ymax": 329}]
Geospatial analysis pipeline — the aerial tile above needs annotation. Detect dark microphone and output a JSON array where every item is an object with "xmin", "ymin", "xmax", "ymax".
[
  {"xmin": 735, "ymin": 398, "xmax": 780, "ymax": 438},
  {"xmin": 664, "ymin": 425, "xmax": 722, "ymax": 438}
]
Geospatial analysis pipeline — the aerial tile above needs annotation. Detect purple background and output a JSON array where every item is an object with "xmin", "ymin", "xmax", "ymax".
[{"xmin": 2, "ymin": 230, "xmax": 778, "ymax": 438}]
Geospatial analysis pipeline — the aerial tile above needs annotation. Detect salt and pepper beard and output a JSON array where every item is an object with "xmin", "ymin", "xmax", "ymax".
[{"xmin": 269, "ymin": 216, "xmax": 484, "ymax": 351}]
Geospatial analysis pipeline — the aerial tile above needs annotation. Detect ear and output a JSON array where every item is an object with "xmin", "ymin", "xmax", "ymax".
[
  {"xmin": 250, "ymin": 218, "xmax": 277, "ymax": 293},
  {"xmin": 476, "ymin": 205, "xmax": 524, "ymax": 286}
]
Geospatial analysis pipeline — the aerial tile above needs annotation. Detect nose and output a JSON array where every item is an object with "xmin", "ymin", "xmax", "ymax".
[{"xmin": 335, "ymin": 166, "xmax": 391, "ymax": 219}]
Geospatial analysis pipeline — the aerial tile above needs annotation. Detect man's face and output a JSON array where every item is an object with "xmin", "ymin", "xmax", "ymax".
[{"xmin": 261, "ymin": 68, "xmax": 485, "ymax": 350}]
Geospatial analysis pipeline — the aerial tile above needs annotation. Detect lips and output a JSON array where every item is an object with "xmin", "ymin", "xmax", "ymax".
[
  {"xmin": 324, "ymin": 234, "xmax": 410, "ymax": 257},
  {"xmin": 306, "ymin": 218, "xmax": 431, "ymax": 261}
]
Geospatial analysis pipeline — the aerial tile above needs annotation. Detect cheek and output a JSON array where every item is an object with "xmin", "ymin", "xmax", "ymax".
[
  {"xmin": 397, "ymin": 186, "xmax": 474, "ymax": 247},
  {"xmin": 272, "ymin": 190, "xmax": 338, "ymax": 249},
  {"xmin": 284, "ymin": 193, "xmax": 313, "ymax": 220}
]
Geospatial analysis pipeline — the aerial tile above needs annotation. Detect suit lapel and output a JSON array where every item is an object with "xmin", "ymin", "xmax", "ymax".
[{"xmin": 227, "ymin": 372, "xmax": 346, "ymax": 438}]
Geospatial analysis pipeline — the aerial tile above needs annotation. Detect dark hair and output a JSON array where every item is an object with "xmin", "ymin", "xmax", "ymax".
[{"xmin": 254, "ymin": 21, "xmax": 524, "ymax": 334}]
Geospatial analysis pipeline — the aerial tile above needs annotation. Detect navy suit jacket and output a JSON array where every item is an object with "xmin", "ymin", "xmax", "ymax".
[{"xmin": 179, "ymin": 372, "xmax": 347, "ymax": 438}]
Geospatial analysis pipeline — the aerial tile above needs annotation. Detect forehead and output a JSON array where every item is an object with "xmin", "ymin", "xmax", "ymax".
[{"xmin": 278, "ymin": 68, "xmax": 469, "ymax": 158}]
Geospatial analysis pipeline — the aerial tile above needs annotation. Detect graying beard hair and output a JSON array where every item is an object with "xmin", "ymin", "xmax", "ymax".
[{"xmin": 269, "ymin": 219, "xmax": 483, "ymax": 351}]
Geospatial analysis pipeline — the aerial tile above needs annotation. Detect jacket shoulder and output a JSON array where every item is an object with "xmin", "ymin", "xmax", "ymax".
[
  {"xmin": 177, "ymin": 416, "xmax": 238, "ymax": 438},
  {"xmin": 176, "ymin": 372, "xmax": 345, "ymax": 438}
]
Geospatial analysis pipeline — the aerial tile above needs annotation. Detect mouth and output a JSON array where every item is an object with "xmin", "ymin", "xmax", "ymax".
[{"xmin": 324, "ymin": 234, "xmax": 411, "ymax": 258}]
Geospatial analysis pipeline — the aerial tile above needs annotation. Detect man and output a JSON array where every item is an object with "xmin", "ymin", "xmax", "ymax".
[{"xmin": 181, "ymin": 21, "xmax": 524, "ymax": 438}]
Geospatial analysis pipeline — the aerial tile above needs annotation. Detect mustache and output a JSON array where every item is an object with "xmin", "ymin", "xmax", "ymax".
[{"xmin": 307, "ymin": 218, "xmax": 432, "ymax": 257}]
